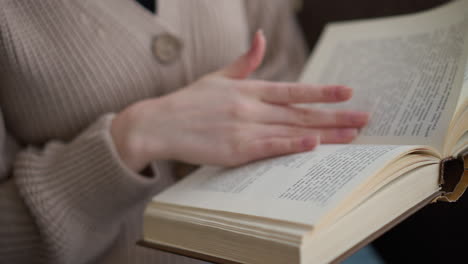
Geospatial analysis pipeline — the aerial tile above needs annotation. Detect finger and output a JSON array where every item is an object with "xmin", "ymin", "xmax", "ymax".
[
  {"xmin": 259, "ymin": 125, "xmax": 359, "ymax": 144},
  {"xmin": 218, "ymin": 29, "xmax": 266, "ymax": 79},
  {"xmin": 318, "ymin": 128, "xmax": 359, "ymax": 143},
  {"xmin": 257, "ymin": 104, "xmax": 369, "ymax": 128},
  {"xmin": 243, "ymin": 135, "xmax": 320, "ymax": 162},
  {"xmin": 244, "ymin": 81, "xmax": 353, "ymax": 104}
]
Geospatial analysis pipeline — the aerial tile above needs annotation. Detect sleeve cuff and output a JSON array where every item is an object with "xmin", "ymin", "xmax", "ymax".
[{"xmin": 14, "ymin": 114, "xmax": 161, "ymax": 232}]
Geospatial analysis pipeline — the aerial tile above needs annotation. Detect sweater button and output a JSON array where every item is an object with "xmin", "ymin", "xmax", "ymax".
[{"xmin": 152, "ymin": 33, "xmax": 183, "ymax": 64}]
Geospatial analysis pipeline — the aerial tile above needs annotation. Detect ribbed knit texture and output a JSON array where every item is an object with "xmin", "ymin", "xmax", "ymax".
[{"xmin": 0, "ymin": 0, "xmax": 306, "ymax": 263}]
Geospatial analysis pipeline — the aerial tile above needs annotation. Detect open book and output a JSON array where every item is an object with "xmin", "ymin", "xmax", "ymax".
[{"xmin": 141, "ymin": 1, "xmax": 468, "ymax": 263}]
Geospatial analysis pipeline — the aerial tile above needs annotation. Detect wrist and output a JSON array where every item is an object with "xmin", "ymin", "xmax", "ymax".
[{"xmin": 111, "ymin": 100, "xmax": 167, "ymax": 172}]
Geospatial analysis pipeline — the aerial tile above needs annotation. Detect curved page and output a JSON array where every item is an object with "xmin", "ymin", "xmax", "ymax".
[
  {"xmin": 153, "ymin": 145, "xmax": 418, "ymax": 226},
  {"xmin": 300, "ymin": 1, "xmax": 468, "ymax": 151}
]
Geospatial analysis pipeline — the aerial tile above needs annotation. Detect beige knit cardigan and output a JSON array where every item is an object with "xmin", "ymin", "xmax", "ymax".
[{"xmin": 0, "ymin": 0, "xmax": 306, "ymax": 263}]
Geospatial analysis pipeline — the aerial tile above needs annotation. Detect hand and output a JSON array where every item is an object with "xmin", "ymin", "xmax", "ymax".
[{"xmin": 111, "ymin": 30, "xmax": 369, "ymax": 172}]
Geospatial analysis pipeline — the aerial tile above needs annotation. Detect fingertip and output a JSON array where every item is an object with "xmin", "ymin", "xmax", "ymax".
[
  {"xmin": 250, "ymin": 29, "xmax": 266, "ymax": 60},
  {"xmin": 255, "ymin": 29, "xmax": 265, "ymax": 41},
  {"xmin": 349, "ymin": 111, "xmax": 371, "ymax": 126},
  {"xmin": 360, "ymin": 112, "xmax": 371, "ymax": 125},
  {"xmin": 220, "ymin": 29, "xmax": 266, "ymax": 79},
  {"xmin": 338, "ymin": 128, "xmax": 359, "ymax": 142},
  {"xmin": 301, "ymin": 135, "xmax": 320, "ymax": 151}
]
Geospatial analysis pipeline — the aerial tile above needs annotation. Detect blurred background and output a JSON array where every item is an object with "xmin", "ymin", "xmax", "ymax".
[
  {"xmin": 295, "ymin": 0, "xmax": 468, "ymax": 263},
  {"xmin": 297, "ymin": 0, "xmax": 450, "ymax": 50}
]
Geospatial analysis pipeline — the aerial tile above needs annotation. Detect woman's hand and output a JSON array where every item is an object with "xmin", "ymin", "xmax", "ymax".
[{"xmin": 111, "ymin": 31, "xmax": 369, "ymax": 172}]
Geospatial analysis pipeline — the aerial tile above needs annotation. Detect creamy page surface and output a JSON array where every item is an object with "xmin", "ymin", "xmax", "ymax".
[
  {"xmin": 457, "ymin": 60, "xmax": 468, "ymax": 110},
  {"xmin": 154, "ymin": 145, "xmax": 416, "ymax": 225},
  {"xmin": 301, "ymin": 1, "xmax": 468, "ymax": 151}
]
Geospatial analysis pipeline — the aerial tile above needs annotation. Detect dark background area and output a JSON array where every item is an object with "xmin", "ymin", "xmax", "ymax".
[
  {"xmin": 296, "ymin": 1, "xmax": 468, "ymax": 263},
  {"xmin": 297, "ymin": 0, "xmax": 450, "ymax": 50}
]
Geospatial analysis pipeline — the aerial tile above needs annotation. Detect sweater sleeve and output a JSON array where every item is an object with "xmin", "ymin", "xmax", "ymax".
[
  {"xmin": 245, "ymin": 0, "xmax": 308, "ymax": 82},
  {"xmin": 0, "ymin": 110, "xmax": 161, "ymax": 264}
]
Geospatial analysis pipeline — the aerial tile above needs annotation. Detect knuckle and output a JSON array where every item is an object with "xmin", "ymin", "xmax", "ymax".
[
  {"xmin": 243, "ymin": 80, "xmax": 262, "ymax": 91},
  {"xmin": 223, "ymin": 82, "xmax": 241, "ymax": 96},
  {"xmin": 287, "ymin": 85, "xmax": 307, "ymax": 102},
  {"xmin": 286, "ymin": 85, "xmax": 297, "ymax": 101},
  {"xmin": 228, "ymin": 124, "xmax": 244, "ymax": 143},
  {"xmin": 317, "ymin": 109, "xmax": 336, "ymax": 125},
  {"xmin": 294, "ymin": 108, "xmax": 313, "ymax": 125},
  {"xmin": 322, "ymin": 86, "xmax": 338, "ymax": 100},
  {"xmin": 227, "ymin": 125, "xmax": 246, "ymax": 152},
  {"xmin": 227, "ymin": 99, "xmax": 251, "ymax": 120},
  {"xmin": 262, "ymin": 140, "xmax": 280, "ymax": 154},
  {"xmin": 283, "ymin": 126, "xmax": 305, "ymax": 137},
  {"xmin": 237, "ymin": 80, "xmax": 263, "ymax": 95},
  {"xmin": 336, "ymin": 111, "xmax": 349, "ymax": 124}
]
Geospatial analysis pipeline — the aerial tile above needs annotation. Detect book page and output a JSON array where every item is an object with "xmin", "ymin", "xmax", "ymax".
[
  {"xmin": 456, "ymin": 60, "xmax": 468, "ymax": 110},
  {"xmin": 154, "ymin": 145, "xmax": 418, "ymax": 226},
  {"xmin": 300, "ymin": 1, "xmax": 468, "ymax": 151}
]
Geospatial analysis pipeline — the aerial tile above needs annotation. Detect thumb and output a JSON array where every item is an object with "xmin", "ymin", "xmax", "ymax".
[{"xmin": 220, "ymin": 29, "xmax": 266, "ymax": 79}]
